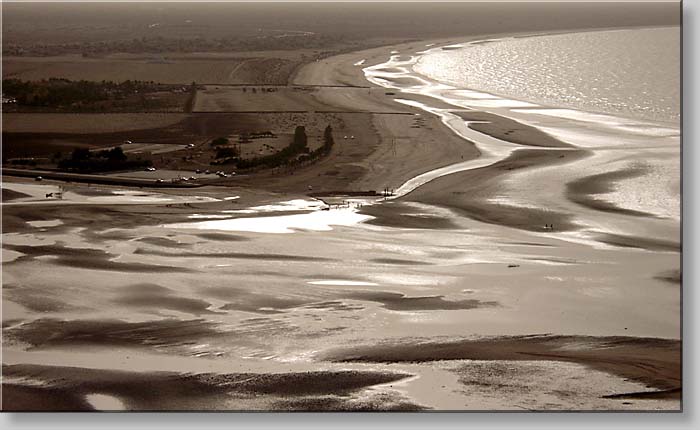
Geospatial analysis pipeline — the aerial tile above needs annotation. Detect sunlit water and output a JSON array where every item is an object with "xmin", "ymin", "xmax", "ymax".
[
  {"xmin": 414, "ymin": 27, "xmax": 680, "ymax": 124},
  {"xmin": 168, "ymin": 206, "xmax": 374, "ymax": 234}
]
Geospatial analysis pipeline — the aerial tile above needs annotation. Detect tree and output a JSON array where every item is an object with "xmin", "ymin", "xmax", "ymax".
[
  {"xmin": 210, "ymin": 137, "xmax": 229, "ymax": 146},
  {"xmin": 293, "ymin": 126, "xmax": 308, "ymax": 151},
  {"xmin": 323, "ymin": 124, "xmax": 333, "ymax": 149},
  {"xmin": 71, "ymin": 147, "xmax": 91, "ymax": 161},
  {"xmin": 216, "ymin": 147, "xmax": 238, "ymax": 159},
  {"xmin": 105, "ymin": 146, "xmax": 127, "ymax": 161}
]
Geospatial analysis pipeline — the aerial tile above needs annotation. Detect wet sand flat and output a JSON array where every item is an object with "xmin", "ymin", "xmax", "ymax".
[
  {"xmin": 1, "ymin": 30, "xmax": 681, "ymax": 412},
  {"xmin": 403, "ymin": 148, "xmax": 591, "ymax": 232},
  {"xmin": 2, "ymin": 363, "xmax": 418, "ymax": 411},
  {"xmin": 2, "ymin": 175, "xmax": 681, "ymax": 410},
  {"xmin": 566, "ymin": 168, "xmax": 655, "ymax": 217},
  {"xmin": 322, "ymin": 335, "xmax": 681, "ymax": 397},
  {"xmin": 453, "ymin": 110, "xmax": 572, "ymax": 148}
]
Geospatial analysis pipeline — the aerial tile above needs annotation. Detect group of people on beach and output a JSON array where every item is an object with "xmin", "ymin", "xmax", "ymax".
[{"xmin": 544, "ymin": 224, "xmax": 555, "ymax": 231}]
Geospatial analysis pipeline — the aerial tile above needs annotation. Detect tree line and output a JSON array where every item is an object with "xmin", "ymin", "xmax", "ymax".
[
  {"xmin": 57, "ymin": 146, "xmax": 151, "ymax": 173},
  {"xmin": 2, "ymin": 78, "xmax": 171, "ymax": 109},
  {"xmin": 227, "ymin": 124, "xmax": 335, "ymax": 170}
]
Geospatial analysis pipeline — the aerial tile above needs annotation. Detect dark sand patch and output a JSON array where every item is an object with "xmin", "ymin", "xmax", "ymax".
[
  {"xmin": 322, "ymin": 335, "xmax": 681, "ymax": 395},
  {"xmin": 197, "ymin": 370, "xmax": 412, "ymax": 397},
  {"xmin": 2, "ymin": 384, "xmax": 93, "ymax": 411},
  {"xmin": 655, "ymin": 269, "xmax": 682, "ymax": 284},
  {"xmin": 119, "ymin": 283, "xmax": 173, "ymax": 295},
  {"xmin": 451, "ymin": 202, "xmax": 577, "ymax": 233},
  {"xmin": 3, "ymin": 296, "xmax": 71, "ymax": 313},
  {"xmin": 404, "ymin": 148, "xmax": 590, "ymax": 232},
  {"xmin": 3, "ymin": 285, "xmax": 75, "ymax": 313},
  {"xmin": 2, "ymin": 211, "xmax": 31, "ymax": 232},
  {"xmin": 55, "ymin": 257, "xmax": 194, "ymax": 273},
  {"xmin": 70, "ymin": 187, "xmax": 121, "ymax": 197},
  {"xmin": 134, "ymin": 248, "xmax": 334, "ymax": 262},
  {"xmin": 2, "ymin": 364, "xmax": 414, "ymax": 411},
  {"xmin": 219, "ymin": 304, "xmax": 292, "ymax": 315},
  {"xmin": 566, "ymin": 168, "xmax": 654, "ymax": 217},
  {"xmin": 454, "ymin": 110, "xmax": 570, "ymax": 148},
  {"xmin": 136, "ymin": 237, "xmax": 193, "ymax": 248},
  {"xmin": 2, "ymin": 188, "xmax": 31, "ymax": 201},
  {"xmin": 3, "ymin": 243, "xmax": 107, "ymax": 259},
  {"xmin": 2, "ymin": 202, "xmax": 206, "ymax": 238},
  {"xmin": 2, "ymin": 319, "xmax": 24, "ymax": 328},
  {"xmin": 204, "ymin": 286, "xmax": 312, "ymax": 303},
  {"xmin": 302, "ymin": 301, "xmax": 364, "ymax": 312},
  {"xmin": 374, "ymin": 67, "xmax": 405, "ymax": 74},
  {"xmin": 194, "ymin": 232, "xmax": 251, "ymax": 242},
  {"xmin": 595, "ymin": 232, "xmax": 681, "ymax": 253},
  {"xmin": 114, "ymin": 285, "xmax": 217, "ymax": 316},
  {"xmin": 3, "ymin": 242, "xmax": 195, "ymax": 273},
  {"xmin": 524, "ymin": 256, "xmax": 580, "ymax": 265},
  {"xmin": 468, "ymin": 40, "xmax": 497, "ymax": 46},
  {"xmin": 271, "ymin": 393, "xmax": 425, "ymax": 411},
  {"xmin": 218, "ymin": 295, "xmax": 310, "ymax": 315},
  {"xmin": 5, "ymin": 318, "xmax": 224, "ymax": 350},
  {"xmin": 369, "ymin": 258, "xmax": 431, "ymax": 266},
  {"xmin": 360, "ymin": 201, "xmax": 458, "ymax": 229},
  {"xmin": 208, "ymin": 286, "xmax": 497, "ymax": 315},
  {"xmin": 345, "ymin": 291, "xmax": 498, "ymax": 311},
  {"xmin": 503, "ymin": 241, "xmax": 555, "ymax": 248},
  {"xmin": 602, "ymin": 387, "xmax": 682, "ymax": 400}
]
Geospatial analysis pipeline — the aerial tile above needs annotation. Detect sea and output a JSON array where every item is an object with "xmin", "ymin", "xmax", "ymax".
[{"xmin": 413, "ymin": 27, "xmax": 680, "ymax": 125}]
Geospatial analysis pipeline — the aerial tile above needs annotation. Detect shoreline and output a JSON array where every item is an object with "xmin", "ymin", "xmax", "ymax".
[
  {"xmin": 408, "ymin": 26, "xmax": 680, "ymax": 128},
  {"xmin": 338, "ymin": 29, "xmax": 679, "ymax": 239},
  {"xmin": 1, "ymin": 27, "xmax": 682, "ymax": 412}
]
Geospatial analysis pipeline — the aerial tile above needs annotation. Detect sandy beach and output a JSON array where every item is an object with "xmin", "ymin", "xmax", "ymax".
[{"xmin": 2, "ymin": 25, "xmax": 681, "ymax": 412}]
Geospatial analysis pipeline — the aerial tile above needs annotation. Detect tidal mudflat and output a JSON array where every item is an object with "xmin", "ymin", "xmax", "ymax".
[{"xmin": 1, "ymin": 2, "xmax": 681, "ymax": 412}]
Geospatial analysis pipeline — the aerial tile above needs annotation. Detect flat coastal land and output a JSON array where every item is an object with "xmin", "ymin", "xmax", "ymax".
[{"xmin": 2, "ymin": 33, "xmax": 681, "ymax": 411}]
